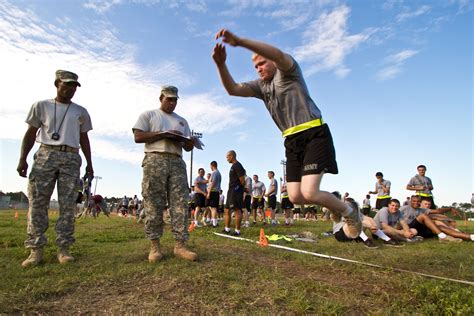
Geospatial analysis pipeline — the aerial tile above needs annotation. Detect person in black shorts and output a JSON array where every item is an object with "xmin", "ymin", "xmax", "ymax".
[
  {"xmin": 213, "ymin": 29, "xmax": 361, "ymax": 238},
  {"xmin": 223, "ymin": 150, "xmax": 246, "ymax": 236},
  {"xmin": 207, "ymin": 161, "xmax": 222, "ymax": 228}
]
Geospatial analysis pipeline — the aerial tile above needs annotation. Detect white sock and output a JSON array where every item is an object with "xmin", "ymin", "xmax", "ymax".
[
  {"xmin": 470, "ymin": 234, "xmax": 474, "ymax": 241},
  {"xmin": 375, "ymin": 229, "xmax": 391, "ymax": 241},
  {"xmin": 359, "ymin": 231, "xmax": 369, "ymax": 241},
  {"xmin": 224, "ymin": 227, "xmax": 230, "ymax": 232},
  {"xmin": 194, "ymin": 220, "xmax": 199, "ymax": 225},
  {"xmin": 235, "ymin": 229, "xmax": 240, "ymax": 233},
  {"xmin": 212, "ymin": 219, "xmax": 217, "ymax": 226},
  {"xmin": 285, "ymin": 218, "xmax": 289, "ymax": 224},
  {"xmin": 438, "ymin": 232, "xmax": 447, "ymax": 239}
]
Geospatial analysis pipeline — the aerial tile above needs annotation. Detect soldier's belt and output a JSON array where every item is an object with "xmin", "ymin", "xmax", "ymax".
[
  {"xmin": 41, "ymin": 144, "xmax": 79, "ymax": 153},
  {"xmin": 148, "ymin": 151, "xmax": 181, "ymax": 158},
  {"xmin": 282, "ymin": 118, "xmax": 325, "ymax": 137},
  {"xmin": 417, "ymin": 193, "xmax": 433, "ymax": 197},
  {"xmin": 377, "ymin": 195, "xmax": 391, "ymax": 199}
]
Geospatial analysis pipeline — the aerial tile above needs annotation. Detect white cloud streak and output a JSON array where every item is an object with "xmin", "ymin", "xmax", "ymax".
[
  {"xmin": 293, "ymin": 5, "xmax": 374, "ymax": 78},
  {"xmin": 83, "ymin": 0, "xmax": 207, "ymax": 14},
  {"xmin": 396, "ymin": 5, "xmax": 431, "ymax": 22},
  {"xmin": 375, "ymin": 49, "xmax": 418, "ymax": 81},
  {"xmin": 0, "ymin": 1, "xmax": 243, "ymax": 164}
]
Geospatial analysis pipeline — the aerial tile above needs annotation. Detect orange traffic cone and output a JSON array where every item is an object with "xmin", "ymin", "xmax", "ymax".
[
  {"xmin": 259, "ymin": 228, "xmax": 268, "ymax": 247},
  {"xmin": 188, "ymin": 221, "xmax": 195, "ymax": 232},
  {"xmin": 14, "ymin": 211, "xmax": 19, "ymax": 220}
]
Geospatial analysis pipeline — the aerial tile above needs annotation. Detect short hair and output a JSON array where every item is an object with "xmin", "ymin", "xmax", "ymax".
[
  {"xmin": 411, "ymin": 195, "xmax": 421, "ymax": 200},
  {"xmin": 417, "ymin": 165, "xmax": 427, "ymax": 170},
  {"xmin": 375, "ymin": 172, "xmax": 383, "ymax": 177},
  {"xmin": 389, "ymin": 199, "xmax": 400, "ymax": 205},
  {"xmin": 366, "ymin": 194, "xmax": 370, "ymax": 199},
  {"xmin": 210, "ymin": 161, "xmax": 217, "ymax": 167},
  {"xmin": 268, "ymin": 171, "xmax": 274, "ymax": 176},
  {"xmin": 253, "ymin": 174, "xmax": 258, "ymax": 178},
  {"xmin": 420, "ymin": 197, "xmax": 431, "ymax": 203},
  {"xmin": 251, "ymin": 53, "xmax": 261, "ymax": 61},
  {"xmin": 198, "ymin": 168, "xmax": 204, "ymax": 173},
  {"xmin": 227, "ymin": 150, "xmax": 236, "ymax": 158}
]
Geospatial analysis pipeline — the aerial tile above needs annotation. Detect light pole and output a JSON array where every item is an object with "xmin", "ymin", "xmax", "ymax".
[
  {"xmin": 189, "ymin": 131, "xmax": 203, "ymax": 187},
  {"xmin": 280, "ymin": 159, "xmax": 286, "ymax": 181},
  {"xmin": 93, "ymin": 176, "xmax": 102, "ymax": 195}
]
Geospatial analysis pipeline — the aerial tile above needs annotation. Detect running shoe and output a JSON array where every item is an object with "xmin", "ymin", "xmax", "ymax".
[
  {"xmin": 363, "ymin": 239, "xmax": 378, "ymax": 248},
  {"xmin": 343, "ymin": 201, "xmax": 362, "ymax": 239},
  {"xmin": 384, "ymin": 239, "xmax": 405, "ymax": 247},
  {"xmin": 439, "ymin": 235, "xmax": 462, "ymax": 243}
]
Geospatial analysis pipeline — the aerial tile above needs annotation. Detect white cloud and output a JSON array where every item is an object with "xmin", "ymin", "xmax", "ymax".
[
  {"xmin": 293, "ymin": 5, "xmax": 374, "ymax": 78},
  {"xmin": 375, "ymin": 49, "xmax": 418, "ymax": 81},
  {"xmin": 0, "ymin": 1, "xmax": 244, "ymax": 164},
  {"xmin": 83, "ymin": 0, "xmax": 207, "ymax": 14},
  {"xmin": 396, "ymin": 5, "xmax": 431, "ymax": 22}
]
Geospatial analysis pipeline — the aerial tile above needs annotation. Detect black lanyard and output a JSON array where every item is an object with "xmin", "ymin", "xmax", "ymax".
[{"xmin": 52, "ymin": 100, "xmax": 71, "ymax": 140}]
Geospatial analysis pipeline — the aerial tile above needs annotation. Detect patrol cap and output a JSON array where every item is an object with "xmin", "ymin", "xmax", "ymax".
[
  {"xmin": 160, "ymin": 85, "xmax": 179, "ymax": 98},
  {"xmin": 55, "ymin": 70, "xmax": 81, "ymax": 87}
]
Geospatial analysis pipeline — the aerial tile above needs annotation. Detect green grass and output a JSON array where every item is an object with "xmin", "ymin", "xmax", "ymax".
[{"xmin": 1, "ymin": 210, "xmax": 473, "ymax": 314}]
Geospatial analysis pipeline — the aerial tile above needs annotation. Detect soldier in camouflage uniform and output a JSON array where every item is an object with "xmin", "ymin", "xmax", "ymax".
[
  {"xmin": 17, "ymin": 70, "xmax": 94, "ymax": 267},
  {"xmin": 133, "ymin": 85, "xmax": 198, "ymax": 262}
]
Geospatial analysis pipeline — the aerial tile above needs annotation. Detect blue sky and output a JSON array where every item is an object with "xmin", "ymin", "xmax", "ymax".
[{"xmin": 0, "ymin": 0, "xmax": 472, "ymax": 207}]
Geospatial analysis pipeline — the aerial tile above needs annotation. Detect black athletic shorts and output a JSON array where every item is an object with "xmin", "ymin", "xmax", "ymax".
[
  {"xmin": 208, "ymin": 191, "xmax": 220, "ymax": 208},
  {"xmin": 284, "ymin": 124, "xmax": 338, "ymax": 182},
  {"xmin": 76, "ymin": 192, "xmax": 83, "ymax": 204},
  {"xmin": 375, "ymin": 197, "xmax": 390, "ymax": 210},
  {"xmin": 225, "ymin": 188, "xmax": 244, "ymax": 210},
  {"xmin": 281, "ymin": 197, "xmax": 294, "ymax": 210},
  {"xmin": 268, "ymin": 195, "xmax": 277, "ymax": 209},
  {"xmin": 408, "ymin": 219, "xmax": 436, "ymax": 238},
  {"xmin": 334, "ymin": 227, "xmax": 363, "ymax": 242},
  {"xmin": 243, "ymin": 195, "xmax": 251, "ymax": 210},
  {"xmin": 195, "ymin": 193, "xmax": 206, "ymax": 208},
  {"xmin": 251, "ymin": 197, "xmax": 265, "ymax": 209},
  {"xmin": 293, "ymin": 207, "xmax": 301, "ymax": 214}
]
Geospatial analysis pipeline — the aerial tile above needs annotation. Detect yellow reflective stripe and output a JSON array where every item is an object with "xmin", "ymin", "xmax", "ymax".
[
  {"xmin": 417, "ymin": 193, "xmax": 433, "ymax": 197},
  {"xmin": 377, "ymin": 195, "xmax": 391, "ymax": 199},
  {"xmin": 281, "ymin": 194, "xmax": 289, "ymax": 198},
  {"xmin": 282, "ymin": 118, "xmax": 325, "ymax": 137},
  {"xmin": 253, "ymin": 196, "xmax": 262, "ymax": 198}
]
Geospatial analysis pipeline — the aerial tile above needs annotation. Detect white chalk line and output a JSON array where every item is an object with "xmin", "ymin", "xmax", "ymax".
[{"xmin": 213, "ymin": 232, "xmax": 474, "ymax": 286}]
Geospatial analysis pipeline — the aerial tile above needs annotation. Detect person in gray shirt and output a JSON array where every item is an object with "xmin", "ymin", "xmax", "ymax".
[
  {"xmin": 212, "ymin": 29, "xmax": 361, "ymax": 238},
  {"xmin": 207, "ymin": 161, "xmax": 221, "ymax": 228},
  {"xmin": 373, "ymin": 199, "xmax": 416, "ymax": 241}
]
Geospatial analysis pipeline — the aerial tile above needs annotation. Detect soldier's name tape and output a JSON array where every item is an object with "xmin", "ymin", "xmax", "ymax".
[{"xmin": 213, "ymin": 232, "xmax": 473, "ymax": 286}]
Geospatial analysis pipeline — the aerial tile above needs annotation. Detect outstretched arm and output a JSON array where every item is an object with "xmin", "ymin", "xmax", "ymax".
[
  {"xmin": 215, "ymin": 28, "xmax": 293, "ymax": 71},
  {"xmin": 212, "ymin": 43, "xmax": 254, "ymax": 97}
]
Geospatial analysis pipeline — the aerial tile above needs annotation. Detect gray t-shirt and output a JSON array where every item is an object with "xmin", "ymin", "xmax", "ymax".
[
  {"xmin": 244, "ymin": 176, "xmax": 253, "ymax": 197},
  {"xmin": 252, "ymin": 181, "xmax": 266, "ymax": 197},
  {"xmin": 375, "ymin": 180, "xmax": 391, "ymax": 197},
  {"xmin": 399, "ymin": 205, "xmax": 428, "ymax": 224},
  {"xmin": 407, "ymin": 175, "xmax": 433, "ymax": 195},
  {"xmin": 25, "ymin": 99, "xmax": 92, "ymax": 148},
  {"xmin": 209, "ymin": 169, "xmax": 222, "ymax": 192},
  {"xmin": 194, "ymin": 176, "xmax": 207, "ymax": 194},
  {"xmin": 374, "ymin": 207, "xmax": 404, "ymax": 229},
  {"xmin": 268, "ymin": 178, "xmax": 278, "ymax": 196},
  {"xmin": 243, "ymin": 57, "xmax": 322, "ymax": 132},
  {"xmin": 133, "ymin": 109, "xmax": 190, "ymax": 156}
]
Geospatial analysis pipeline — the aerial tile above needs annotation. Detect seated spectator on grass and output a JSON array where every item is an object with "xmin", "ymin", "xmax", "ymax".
[
  {"xmin": 420, "ymin": 199, "xmax": 473, "ymax": 242},
  {"xmin": 374, "ymin": 199, "xmax": 417, "ymax": 241},
  {"xmin": 400, "ymin": 195, "xmax": 462, "ymax": 242},
  {"xmin": 332, "ymin": 198, "xmax": 402, "ymax": 248}
]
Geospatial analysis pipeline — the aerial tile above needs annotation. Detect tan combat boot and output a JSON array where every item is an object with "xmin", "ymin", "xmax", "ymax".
[
  {"xmin": 58, "ymin": 248, "xmax": 75, "ymax": 264},
  {"xmin": 174, "ymin": 241, "xmax": 197, "ymax": 261},
  {"xmin": 148, "ymin": 240, "xmax": 163, "ymax": 263},
  {"xmin": 21, "ymin": 248, "xmax": 44, "ymax": 268}
]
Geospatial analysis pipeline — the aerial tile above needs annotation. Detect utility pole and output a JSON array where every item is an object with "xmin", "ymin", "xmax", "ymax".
[
  {"xmin": 280, "ymin": 159, "xmax": 286, "ymax": 181},
  {"xmin": 189, "ymin": 130, "xmax": 203, "ymax": 187},
  {"xmin": 93, "ymin": 176, "xmax": 102, "ymax": 195}
]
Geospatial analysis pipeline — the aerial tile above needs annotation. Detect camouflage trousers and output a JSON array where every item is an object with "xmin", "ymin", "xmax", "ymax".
[
  {"xmin": 141, "ymin": 153, "xmax": 189, "ymax": 242},
  {"xmin": 25, "ymin": 146, "xmax": 81, "ymax": 249}
]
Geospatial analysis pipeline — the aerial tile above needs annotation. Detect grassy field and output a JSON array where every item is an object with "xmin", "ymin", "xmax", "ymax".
[{"xmin": 1, "ymin": 209, "xmax": 473, "ymax": 314}]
